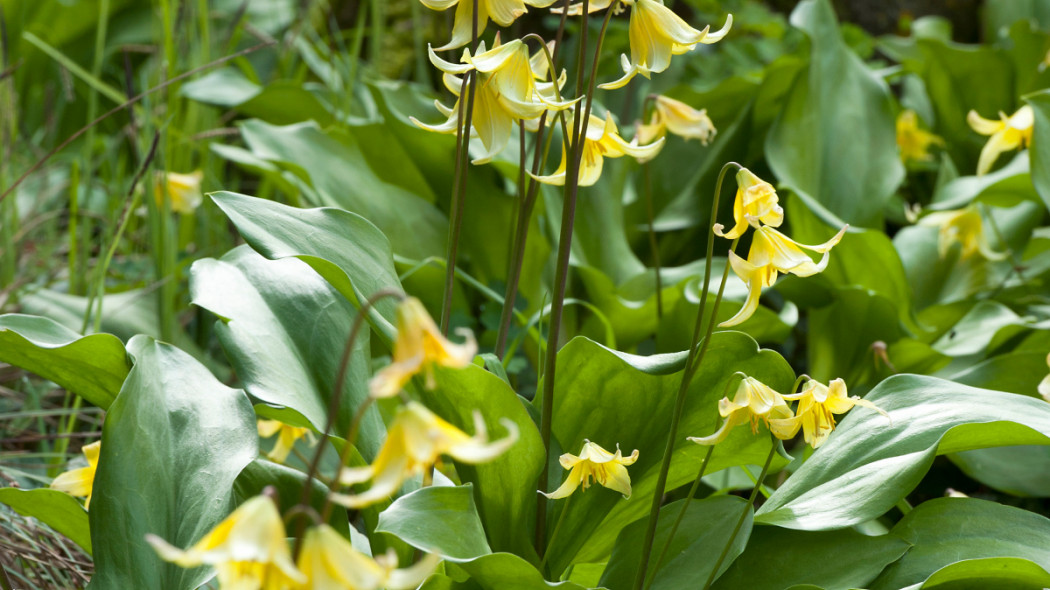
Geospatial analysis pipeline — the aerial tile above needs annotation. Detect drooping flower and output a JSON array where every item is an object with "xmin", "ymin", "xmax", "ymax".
[
  {"xmin": 896, "ymin": 109, "xmax": 943, "ymax": 164},
  {"xmin": 532, "ymin": 112, "xmax": 664, "ymax": 186},
  {"xmin": 967, "ymin": 105, "xmax": 1033, "ymax": 176},
  {"xmin": 720, "ymin": 224, "xmax": 846, "ymax": 327},
  {"xmin": 413, "ymin": 38, "xmax": 576, "ymax": 164},
  {"xmin": 147, "ymin": 495, "xmax": 306, "ymax": 589},
  {"xmin": 917, "ymin": 205, "xmax": 1007, "ymax": 261},
  {"xmin": 155, "ymin": 170, "xmax": 204, "ymax": 214},
  {"xmin": 712, "ymin": 167, "xmax": 783, "ymax": 240},
  {"xmin": 257, "ymin": 420, "xmax": 313, "ymax": 464},
  {"xmin": 332, "ymin": 402, "xmax": 518, "ymax": 508},
  {"xmin": 369, "ymin": 297, "xmax": 478, "ymax": 399},
  {"xmin": 298, "ymin": 524, "xmax": 440, "ymax": 590},
  {"xmin": 51, "ymin": 441, "xmax": 101, "ymax": 509},
  {"xmin": 420, "ymin": 0, "xmax": 559, "ymax": 51},
  {"xmin": 688, "ymin": 376, "xmax": 794, "ymax": 446},
  {"xmin": 636, "ymin": 94, "xmax": 716, "ymax": 146},
  {"xmin": 600, "ymin": 1, "xmax": 732, "ymax": 90},
  {"xmin": 542, "ymin": 440, "xmax": 639, "ymax": 499},
  {"xmin": 768, "ymin": 378, "xmax": 888, "ymax": 449}
]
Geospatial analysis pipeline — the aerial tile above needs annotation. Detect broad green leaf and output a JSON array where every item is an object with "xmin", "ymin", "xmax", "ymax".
[
  {"xmin": 870, "ymin": 498, "xmax": 1050, "ymax": 590},
  {"xmin": 918, "ymin": 558, "xmax": 1050, "ymax": 589},
  {"xmin": 190, "ymin": 246, "xmax": 384, "ymax": 459},
  {"xmin": 376, "ymin": 484, "xmax": 492, "ymax": 561},
  {"xmin": 807, "ymin": 288, "xmax": 902, "ymax": 389},
  {"xmin": 0, "ymin": 314, "xmax": 129, "ymax": 409},
  {"xmin": 428, "ymin": 365, "xmax": 545, "ymax": 559},
  {"xmin": 931, "ymin": 301, "xmax": 1035, "ymax": 358},
  {"xmin": 540, "ymin": 333, "xmax": 795, "ymax": 573},
  {"xmin": 600, "ymin": 496, "xmax": 752, "ymax": 590},
  {"xmin": 765, "ymin": 0, "xmax": 903, "ymax": 228},
  {"xmin": 930, "ymin": 155, "xmax": 1033, "ymax": 210},
  {"xmin": 87, "ymin": 337, "xmax": 257, "ymax": 590},
  {"xmin": 712, "ymin": 525, "xmax": 910, "ymax": 590},
  {"xmin": 456, "ymin": 553, "xmax": 591, "ymax": 590},
  {"xmin": 180, "ymin": 69, "xmax": 336, "ymax": 125},
  {"xmin": 238, "ymin": 120, "xmax": 446, "ymax": 259},
  {"xmin": 755, "ymin": 375, "xmax": 1050, "ymax": 530},
  {"xmin": 211, "ymin": 191, "xmax": 401, "ymax": 342},
  {"xmin": 0, "ymin": 488, "xmax": 92, "ymax": 554},
  {"xmin": 1027, "ymin": 90, "xmax": 1050, "ymax": 212}
]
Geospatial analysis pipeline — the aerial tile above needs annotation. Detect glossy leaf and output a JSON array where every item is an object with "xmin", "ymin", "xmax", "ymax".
[
  {"xmin": 376, "ymin": 484, "xmax": 492, "ymax": 561},
  {"xmin": 190, "ymin": 246, "xmax": 384, "ymax": 459},
  {"xmin": 0, "ymin": 314, "xmax": 129, "ymax": 409},
  {"xmin": 87, "ymin": 337, "xmax": 257, "ymax": 590},
  {"xmin": 756, "ymin": 375, "xmax": 1050, "ymax": 530},
  {"xmin": 806, "ymin": 288, "xmax": 902, "ymax": 388},
  {"xmin": 1027, "ymin": 89, "xmax": 1050, "ymax": 212},
  {"xmin": 0, "ymin": 488, "xmax": 92, "ymax": 554}
]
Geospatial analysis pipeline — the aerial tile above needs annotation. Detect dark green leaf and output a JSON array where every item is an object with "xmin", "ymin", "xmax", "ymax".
[
  {"xmin": 0, "ymin": 488, "xmax": 92, "ymax": 554},
  {"xmin": 376, "ymin": 484, "xmax": 492, "ymax": 561},
  {"xmin": 1027, "ymin": 89, "xmax": 1050, "ymax": 212}
]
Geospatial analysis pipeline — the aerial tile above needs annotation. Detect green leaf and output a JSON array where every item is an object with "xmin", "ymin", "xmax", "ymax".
[
  {"xmin": 765, "ymin": 0, "xmax": 903, "ymax": 227},
  {"xmin": 87, "ymin": 337, "xmax": 257, "ymax": 590},
  {"xmin": 755, "ymin": 375, "xmax": 1050, "ymax": 530},
  {"xmin": 869, "ymin": 498, "xmax": 1050, "ymax": 590},
  {"xmin": 0, "ymin": 488, "xmax": 92, "ymax": 554},
  {"xmin": 806, "ymin": 288, "xmax": 902, "ymax": 388},
  {"xmin": 457, "ymin": 553, "xmax": 591, "ymax": 590},
  {"xmin": 1026, "ymin": 89, "xmax": 1050, "ymax": 212},
  {"xmin": 712, "ymin": 525, "xmax": 910, "ymax": 590},
  {"xmin": 376, "ymin": 484, "xmax": 492, "ymax": 561},
  {"xmin": 211, "ymin": 191, "xmax": 402, "ymax": 343},
  {"xmin": 0, "ymin": 314, "xmax": 129, "ymax": 409},
  {"xmin": 190, "ymin": 246, "xmax": 385, "ymax": 459},
  {"xmin": 539, "ymin": 333, "xmax": 795, "ymax": 574},
  {"xmin": 600, "ymin": 496, "xmax": 752, "ymax": 590},
  {"xmin": 919, "ymin": 558, "xmax": 1050, "ymax": 589}
]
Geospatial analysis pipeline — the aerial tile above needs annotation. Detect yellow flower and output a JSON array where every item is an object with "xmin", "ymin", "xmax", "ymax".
[
  {"xmin": 967, "ymin": 105, "xmax": 1033, "ymax": 176},
  {"xmin": 51, "ymin": 441, "xmax": 101, "ymax": 509},
  {"xmin": 768, "ymin": 378, "xmax": 888, "ymax": 449},
  {"xmin": 369, "ymin": 297, "xmax": 478, "ymax": 399},
  {"xmin": 896, "ymin": 110, "xmax": 942, "ymax": 164},
  {"xmin": 551, "ymin": 0, "xmax": 627, "ymax": 16},
  {"xmin": 532, "ymin": 112, "xmax": 664, "ymax": 186},
  {"xmin": 1039, "ymin": 353, "xmax": 1050, "ymax": 403},
  {"xmin": 542, "ymin": 440, "xmax": 639, "ymax": 499},
  {"xmin": 420, "ymin": 0, "xmax": 558, "ymax": 51},
  {"xmin": 636, "ymin": 94, "xmax": 716, "ymax": 146},
  {"xmin": 712, "ymin": 167, "xmax": 784, "ymax": 240},
  {"xmin": 154, "ymin": 170, "xmax": 204, "ymax": 214},
  {"xmin": 600, "ymin": 1, "xmax": 732, "ymax": 90},
  {"xmin": 257, "ymin": 420, "xmax": 313, "ymax": 464},
  {"xmin": 332, "ymin": 402, "xmax": 518, "ymax": 508},
  {"xmin": 917, "ymin": 205, "xmax": 1007, "ymax": 261},
  {"xmin": 688, "ymin": 376, "xmax": 794, "ymax": 446},
  {"xmin": 413, "ymin": 38, "xmax": 576, "ymax": 164},
  {"xmin": 720, "ymin": 224, "xmax": 846, "ymax": 327},
  {"xmin": 298, "ymin": 524, "xmax": 440, "ymax": 590},
  {"xmin": 146, "ymin": 495, "xmax": 306, "ymax": 590}
]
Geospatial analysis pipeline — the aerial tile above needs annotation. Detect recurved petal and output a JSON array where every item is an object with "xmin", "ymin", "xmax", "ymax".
[
  {"xmin": 967, "ymin": 109, "xmax": 1004, "ymax": 136},
  {"xmin": 542, "ymin": 465, "xmax": 584, "ymax": 498},
  {"xmin": 598, "ymin": 55, "xmax": 640, "ymax": 90},
  {"xmin": 719, "ymin": 252, "xmax": 764, "ymax": 327},
  {"xmin": 50, "ymin": 466, "xmax": 95, "ymax": 498},
  {"xmin": 699, "ymin": 13, "xmax": 733, "ymax": 44},
  {"xmin": 687, "ymin": 409, "xmax": 748, "ymax": 446},
  {"xmin": 387, "ymin": 553, "xmax": 444, "ymax": 589},
  {"xmin": 428, "ymin": 44, "xmax": 473, "ymax": 74},
  {"xmin": 637, "ymin": 0, "xmax": 708, "ymax": 45},
  {"xmin": 602, "ymin": 462, "xmax": 633, "ymax": 497},
  {"xmin": 332, "ymin": 452, "xmax": 412, "ymax": 508},
  {"xmin": 420, "ymin": 0, "xmax": 460, "ymax": 10},
  {"xmin": 447, "ymin": 418, "xmax": 519, "ymax": 463},
  {"xmin": 434, "ymin": 0, "xmax": 489, "ymax": 51},
  {"xmin": 976, "ymin": 129, "xmax": 1014, "ymax": 176}
]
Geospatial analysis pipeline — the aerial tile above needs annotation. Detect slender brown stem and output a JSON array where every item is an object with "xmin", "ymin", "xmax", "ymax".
[
  {"xmin": 643, "ymin": 163, "xmax": 663, "ymax": 318},
  {"xmin": 645, "ymin": 441, "xmax": 713, "ymax": 589},
  {"xmin": 318, "ymin": 396, "xmax": 377, "ymax": 522},
  {"xmin": 631, "ymin": 162, "xmax": 741, "ymax": 590},
  {"xmin": 439, "ymin": 0, "xmax": 480, "ymax": 335},
  {"xmin": 292, "ymin": 289, "xmax": 403, "ymax": 555}
]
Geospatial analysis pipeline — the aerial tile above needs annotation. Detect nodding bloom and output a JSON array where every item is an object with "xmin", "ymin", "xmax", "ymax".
[
  {"xmin": 369, "ymin": 297, "xmax": 477, "ymax": 399},
  {"xmin": 720, "ymin": 224, "xmax": 846, "ymax": 327},
  {"xmin": 917, "ymin": 205, "xmax": 1007, "ymax": 261},
  {"xmin": 413, "ymin": 37, "xmax": 576, "ymax": 165},
  {"xmin": 636, "ymin": 95, "xmax": 717, "ymax": 146},
  {"xmin": 896, "ymin": 110, "xmax": 943, "ymax": 164},
  {"xmin": 420, "ymin": 0, "xmax": 558, "ymax": 51},
  {"xmin": 155, "ymin": 170, "xmax": 204, "ymax": 214},
  {"xmin": 542, "ymin": 440, "xmax": 639, "ymax": 499},
  {"xmin": 51, "ymin": 441, "xmax": 101, "ymax": 509},
  {"xmin": 532, "ymin": 112, "xmax": 664, "ymax": 186},
  {"xmin": 600, "ymin": 1, "xmax": 732, "ymax": 90},
  {"xmin": 713, "ymin": 168, "xmax": 784, "ymax": 240},
  {"xmin": 298, "ymin": 524, "xmax": 440, "ymax": 590},
  {"xmin": 257, "ymin": 420, "xmax": 313, "ymax": 464},
  {"xmin": 147, "ymin": 495, "xmax": 306, "ymax": 589},
  {"xmin": 967, "ymin": 105, "xmax": 1033, "ymax": 176},
  {"xmin": 332, "ymin": 402, "xmax": 518, "ymax": 508},
  {"xmin": 688, "ymin": 376, "xmax": 794, "ymax": 446},
  {"xmin": 768, "ymin": 378, "xmax": 889, "ymax": 449}
]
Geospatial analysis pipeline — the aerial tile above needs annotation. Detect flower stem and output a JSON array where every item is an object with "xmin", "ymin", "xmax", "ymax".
[
  {"xmin": 644, "ymin": 445, "xmax": 713, "ymax": 589},
  {"xmin": 631, "ymin": 161, "xmax": 741, "ymax": 590},
  {"xmin": 439, "ymin": 0, "xmax": 480, "ymax": 335},
  {"xmin": 538, "ymin": 493, "xmax": 572, "ymax": 574},
  {"xmin": 643, "ymin": 163, "xmax": 663, "ymax": 319},
  {"xmin": 700, "ymin": 439, "xmax": 777, "ymax": 590}
]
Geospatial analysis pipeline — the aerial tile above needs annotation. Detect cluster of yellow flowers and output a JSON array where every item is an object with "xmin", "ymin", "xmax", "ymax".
[{"xmin": 689, "ymin": 375, "xmax": 888, "ymax": 450}]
